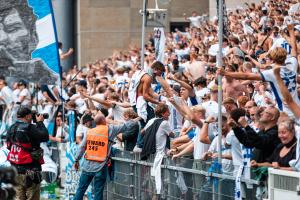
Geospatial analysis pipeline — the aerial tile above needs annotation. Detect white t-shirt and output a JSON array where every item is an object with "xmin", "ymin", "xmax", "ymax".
[
  {"xmin": 270, "ymin": 37, "xmax": 291, "ymax": 54},
  {"xmin": 253, "ymin": 91, "xmax": 274, "ymax": 107},
  {"xmin": 285, "ymin": 56, "xmax": 298, "ymax": 72},
  {"xmin": 193, "ymin": 126, "xmax": 210, "ymax": 160},
  {"xmin": 19, "ymin": 88, "xmax": 31, "ymax": 106},
  {"xmin": 226, "ymin": 131, "xmax": 243, "ymax": 174},
  {"xmin": 114, "ymin": 75, "xmax": 128, "ymax": 90},
  {"xmin": 166, "ymin": 101, "xmax": 183, "ymax": 134},
  {"xmin": 188, "ymin": 16, "xmax": 202, "ymax": 28},
  {"xmin": 76, "ymin": 124, "xmax": 88, "ymax": 139},
  {"xmin": 0, "ymin": 86, "xmax": 15, "ymax": 105},
  {"xmin": 144, "ymin": 118, "xmax": 172, "ymax": 153},
  {"xmin": 70, "ymin": 94, "xmax": 87, "ymax": 114},
  {"xmin": 208, "ymin": 44, "xmax": 230, "ymax": 56},
  {"xmin": 208, "ymin": 135, "xmax": 234, "ymax": 175},
  {"xmin": 55, "ymin": 126, "xmax": 69, "ymax": 139},
  {"xmin": 201, "ymin": 100, "xmax": 226, "ymax": 118},
  {"xmin": 261, "ymin": 67, "xmax": 300, "ymax": 117},
  {"xmin": 13, "ymin": 89, "xmax": 20, "ymax": 102},
  {"xmin": 108, "ymin": 105, "xmax": 125, "ymax": 122},
  {"xmin": 195, "ymin": 87, "xmax": 210, "ymax": 103}
]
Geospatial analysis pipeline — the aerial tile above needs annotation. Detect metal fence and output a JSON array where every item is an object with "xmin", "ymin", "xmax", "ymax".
[{"xmin": 104, "ymin": 150, "xmax": 261, "ymax": 200}]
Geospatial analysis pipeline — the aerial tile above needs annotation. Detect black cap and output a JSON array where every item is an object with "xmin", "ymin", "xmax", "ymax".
[{"xmin": 17, "ymin": 106, "xmax": 32, "ymax": 118}]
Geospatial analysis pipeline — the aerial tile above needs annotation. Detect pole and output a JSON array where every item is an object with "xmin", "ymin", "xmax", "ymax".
[
  {"xmin": 217, "ymin": 0, "xmax": 224, "ymax": 199},
  {"xmin": 141, "ymin": 0, "xmax": 147, "ymax": 69},
  {"xmin": 217, "ymin": 0, "xmax": 223, "ymax": 165},
  {"xmin": 76, "ymin": 0, "xmax": 81, "ymax": 67}
]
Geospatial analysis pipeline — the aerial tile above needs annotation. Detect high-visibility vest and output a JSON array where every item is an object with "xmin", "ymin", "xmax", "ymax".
[{"xmin": 85, "ymin": 125, "xmax": 109, "ymax": 162}]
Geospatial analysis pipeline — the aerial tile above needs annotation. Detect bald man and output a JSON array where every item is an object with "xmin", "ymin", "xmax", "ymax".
[
  {"xmin": 73, "ymin": 113, "xmax": 138, "ymax": 200},
  {"xmin": 229, "ymin": 106, "xmax": 280, "ymax": 163}
]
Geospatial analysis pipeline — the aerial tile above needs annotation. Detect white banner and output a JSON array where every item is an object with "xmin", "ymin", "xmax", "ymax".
[{"xmin": 154, "ymin": 27, "xmax": 166, "ymax": 63}]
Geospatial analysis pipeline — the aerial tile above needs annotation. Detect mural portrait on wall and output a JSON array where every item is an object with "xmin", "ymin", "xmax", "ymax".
[{"xmin": 0, "ymin": 0, "xmax": 59, "ymax": 84}]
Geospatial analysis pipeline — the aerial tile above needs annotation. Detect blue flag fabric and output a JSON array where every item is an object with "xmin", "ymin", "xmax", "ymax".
[
  {"xmin": 28, "ymin": 0, "xmax": 62, "ymax": 79},
  {"xmin": 0, "ymin": 0, "xmax": 61, "ymax": 84}
]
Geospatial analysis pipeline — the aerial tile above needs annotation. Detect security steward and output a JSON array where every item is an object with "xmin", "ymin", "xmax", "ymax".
[
  {"xmin": 6, "ymin": 106, "xmax": 49, "ymax": 200},
  {"xmin": 73, "ymin": 112, "xmax": 138, "ymax": 200}
]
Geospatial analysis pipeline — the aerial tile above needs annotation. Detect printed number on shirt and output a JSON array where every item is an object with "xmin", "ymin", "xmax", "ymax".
[
  {"xmin": 281, "ymin": 42, "xmax": 291, "ymax": 54},
  {"xmin": 88, "ymin": 145, "xmax": 98, "ymax": 151}
]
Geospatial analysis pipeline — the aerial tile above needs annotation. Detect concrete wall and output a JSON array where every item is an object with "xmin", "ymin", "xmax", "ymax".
[
  {"xmin": 209, "ymin": 0, "xmax": 262, "ymax": 19},
  {"xmin": 77, "ymin": 0, "xmax": 209, "ymax": 65},
  {"xmin": 52, "ymin": 0, "xmax": 74, "ymax": 71}
]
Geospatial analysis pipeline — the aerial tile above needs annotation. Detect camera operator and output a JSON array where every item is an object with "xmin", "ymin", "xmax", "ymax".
[{"xmin": 6, "ymin": 106, "xmax": 49, "ymax": 200}]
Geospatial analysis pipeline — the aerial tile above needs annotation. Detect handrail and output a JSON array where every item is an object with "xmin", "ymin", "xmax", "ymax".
[{"xmin": 111, "ymin": 156, "xmax": 260, "ymax": 185}]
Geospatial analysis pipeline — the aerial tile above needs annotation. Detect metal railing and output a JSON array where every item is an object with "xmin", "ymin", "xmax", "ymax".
[{"xmin": 104, "ymin": 150, "xmax": 261, "ymax": 200}]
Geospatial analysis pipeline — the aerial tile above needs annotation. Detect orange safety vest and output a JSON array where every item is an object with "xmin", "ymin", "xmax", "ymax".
[{"xmin": 85, "ymin": 125, "xmax": 109, "ymax": 162}]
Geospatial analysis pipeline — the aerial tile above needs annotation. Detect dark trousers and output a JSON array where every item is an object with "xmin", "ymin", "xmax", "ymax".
[{"xmin": 132, "ymin": 104, "xmax": 155, "ymax": 148}]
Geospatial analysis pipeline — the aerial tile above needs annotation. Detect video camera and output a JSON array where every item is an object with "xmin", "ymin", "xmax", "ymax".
[
  {"xmin": 31, "ymin": 110, "xmax": 49, "ymax": 123},
  {"xmin": 0, "ymin": 166, "xmax": 17, "ymax": 200}
]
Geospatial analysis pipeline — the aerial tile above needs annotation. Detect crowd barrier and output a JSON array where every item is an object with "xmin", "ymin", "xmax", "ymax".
[{"xmin": 103, "ymin": 150, "xmax": 261, "ymax": 200}]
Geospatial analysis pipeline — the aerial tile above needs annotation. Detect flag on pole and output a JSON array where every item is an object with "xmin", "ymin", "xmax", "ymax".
[
  {"xmin": 0, "ymin": 0, "xmax": 61, "ymax": 84},
  {"xmin": 216, "ymin": 0, "xmax": 229, "ymax": 37},
  {"xmin": 154, "ymin": 27, "xmax": 166, "ymax": 63}
]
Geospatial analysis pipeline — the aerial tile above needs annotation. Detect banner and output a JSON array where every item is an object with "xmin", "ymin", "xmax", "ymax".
[
  {"xmin": 0, "ymin": 0, "xmax": 60, "ymax": 84},
  {"xmin": 154, "ymin": 27, "xmax": 165, "ymax": 63},
  {"xmin": 65, "ymin": 143, "xmax": 93, "ymax": 200},
  {"xmin": 216, "ymin": 0, "xmax": 229, "ymax": 37}
]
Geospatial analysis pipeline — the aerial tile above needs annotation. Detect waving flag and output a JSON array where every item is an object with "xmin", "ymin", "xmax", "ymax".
[
  {"xmin": 154, "ymin": 27, "xmax": 166, "ymax": 63},
  {"xmin": 0, "ymin": 0, "xmax": 60, "ymax": 84}
]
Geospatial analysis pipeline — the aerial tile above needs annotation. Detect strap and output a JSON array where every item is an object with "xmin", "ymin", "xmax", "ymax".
[{"xmin": 260, "ymin": 33, "xmax": 270, "ymax": 48}]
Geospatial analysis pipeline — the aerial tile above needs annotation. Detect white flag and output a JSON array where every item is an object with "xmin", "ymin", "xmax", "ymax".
[{"xmin": 154, "ymin": 27, "xmax": 166, "ymax": 63}]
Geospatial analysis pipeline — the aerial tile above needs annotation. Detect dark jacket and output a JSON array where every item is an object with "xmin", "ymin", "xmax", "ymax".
[
  {"xmin": 122, "ymin": 120, "xmax": 140, "ymax": 151},
  {"xmin": 232, "ymin": 125, "xmax": 279, "ymax": 163},
  {"xmin": 6, "ymin": 120, "xmax": 49, "ymax": 172},
  {"xmin": 141, "ymin": 118, "xmax": 163, "ymax": 160}
]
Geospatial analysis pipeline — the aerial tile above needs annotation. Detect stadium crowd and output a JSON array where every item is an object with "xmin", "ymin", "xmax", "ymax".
[{"xmin": 1, "ymin": 0, "xmax": 300, "ymax": 199}]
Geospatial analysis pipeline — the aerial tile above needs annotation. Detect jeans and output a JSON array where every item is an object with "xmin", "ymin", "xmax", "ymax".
[{"xmin": 74, "ymin": 166, "xmax": 108, "ymax": 200}]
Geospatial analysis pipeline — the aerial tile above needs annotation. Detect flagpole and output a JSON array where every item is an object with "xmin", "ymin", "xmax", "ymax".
[
  {"xmin": 141, "ymin": 0, "xmax": 147, "ymax": 69},
  {"xmin": 217, "ymin": 0, "xmax": 223, "ymax": 167},
  {"xmin": 217, "ymin": 0, "xmax": 224, "ymax": 199}
]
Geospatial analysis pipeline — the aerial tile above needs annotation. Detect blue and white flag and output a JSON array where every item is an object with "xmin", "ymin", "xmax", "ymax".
[
  {"xmin": 0, "ymin": 0, "xmax": 60, "ymax": 84},
  {"xmin": 154, "ymin": 27, "xmax": 165, "ymax": 63}
]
